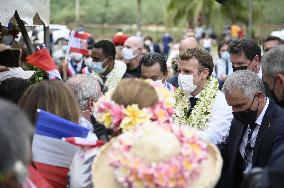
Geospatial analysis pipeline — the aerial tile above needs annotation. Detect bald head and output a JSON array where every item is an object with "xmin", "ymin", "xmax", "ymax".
[
  {"xmin": 179, "ymin": 37, "xmax": 199, "ymax": 52},
  {"xmin": 124, "ymin": 36, "xmax": 144, "ymax": 49}
]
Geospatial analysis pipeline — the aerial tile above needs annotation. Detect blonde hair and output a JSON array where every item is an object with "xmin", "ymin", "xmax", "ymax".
[
  {"xmin": 18, "ymin": 80, "xmax": 81, "ymax": 124},
  {"xmin": 111, "ymin": 78, "xmax": 159, "ymax": 109}
]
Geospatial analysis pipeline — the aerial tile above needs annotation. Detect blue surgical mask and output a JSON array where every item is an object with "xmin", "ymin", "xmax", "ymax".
[
  {"xmin": 85, "ymin": 57, "xmax": 109, "ymax": 74},
  {"xmin": 220, "ymin": 51, "xmax": 230, "ymax": 61},
  {"xmin": 93, "ymin": 62, "xmax": 107, "ymax": 73}
]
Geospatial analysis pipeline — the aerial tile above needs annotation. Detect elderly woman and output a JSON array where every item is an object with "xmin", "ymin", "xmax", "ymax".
[
  {"xmin": 66, "ymin": 74, "xmax": 102, "ymax": 130},
  {"xmin": 18, "ymin": 80, "xmax": 81, "ymax": 188}
]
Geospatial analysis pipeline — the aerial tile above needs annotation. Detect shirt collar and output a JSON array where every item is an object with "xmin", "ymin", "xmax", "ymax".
[
  {"xmin": 255, "ymin": 97, "xmax": 269, "ymax": 125},
  {"xmin": 257, "ymin": 67, "xmax": 262, "ymax": 79}
]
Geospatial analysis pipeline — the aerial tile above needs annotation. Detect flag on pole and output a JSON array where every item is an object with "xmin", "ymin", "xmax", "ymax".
[
  {"xmin": 26, "ymin": 47, "xmax": 62, "ymax": 80},
  {"xmin": 66, "ymin": 31, "xmax": 92, "ymax": 56}
]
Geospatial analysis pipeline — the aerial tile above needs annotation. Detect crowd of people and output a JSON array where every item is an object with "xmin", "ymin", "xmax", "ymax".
[{"xmin": 1, "ymin": 23, "xmax": 284, "ymax": 188}]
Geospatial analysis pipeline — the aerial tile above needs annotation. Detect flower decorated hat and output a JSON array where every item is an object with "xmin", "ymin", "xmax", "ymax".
[
  {"xmin": 93, "ymin": 80, "xmax": 175, "ymax": 133},
  {"xmin": 91, "ymin": 122, "xmax": 223, "ymax": 188}
]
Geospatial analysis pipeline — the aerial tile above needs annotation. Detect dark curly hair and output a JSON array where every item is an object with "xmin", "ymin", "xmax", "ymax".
[
  {"xmin": 139, "ymin": 52, "xmax": 167, "ymax": 74},
  {"xmin": 93, "ymin": 40, "xmax": 116, "ymax": 60},
  {"xmin": 229, "ymin": 38, "xmax": 261, "ymax": 61}
]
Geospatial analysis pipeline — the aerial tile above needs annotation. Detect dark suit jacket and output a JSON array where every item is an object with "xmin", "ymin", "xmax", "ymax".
[
  {"xmin": 218, "ymin": 99, "xmax": 284, "ymax": 188},
  {"xmin": 167, "ymin": 75, "xmax": 179, "ymax": 88},
  {"xmin": 125, "ymin": 65, "xmax": 141, "ymax": 78},
  {"xmin": 153, "ymin": 43, "xmax": 161, "ymax": 54},
  {"xmin": 260, "ymin": 143, "xmax": 284, "ymax": 188}
]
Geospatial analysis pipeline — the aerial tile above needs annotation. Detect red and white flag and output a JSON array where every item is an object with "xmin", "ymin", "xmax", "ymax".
[
  {"xmin": 66, "ymin": 31, "xmax": 92, "ymax": 56},
  {"xmin": 26, "ymin": 48, "xmax": 62, "ymax": 80}
]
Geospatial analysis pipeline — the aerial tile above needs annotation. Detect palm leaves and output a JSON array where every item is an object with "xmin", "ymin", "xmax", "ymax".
[{"xmin": 166, "ymin": 0, "xmax": 262, "ymax": 27}]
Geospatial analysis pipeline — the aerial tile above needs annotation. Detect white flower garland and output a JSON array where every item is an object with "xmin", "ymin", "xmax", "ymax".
[
  {"xmin": 104, "ymin": 60, "xmax": 126, "ymax": 90},
  {"xmin": 174, "ymin": 77, "xmax": 219, "ymax": 130},
  {"xmin": 92, "ymin": 60, "xmax": 126, "ymax": 91}
]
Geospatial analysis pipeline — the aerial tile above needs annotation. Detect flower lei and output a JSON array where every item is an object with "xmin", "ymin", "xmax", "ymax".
[
  {"xmin": 108, "ymin": 123, "xmax": 208, "ymax": 188},
  {"xmin": 94, "ymin": 81, "xmax": 175, "ymax": 132},
  {"xmin": 105, "ymin": 60, "xmax": 127, "ymax": 90},
  {"xmin": 92, "ymin": 60, "xmax": 126, "ymax": 91},
  {"xmin": 174, "ymin": 77, "xmax": 219, "ymax": 130}
]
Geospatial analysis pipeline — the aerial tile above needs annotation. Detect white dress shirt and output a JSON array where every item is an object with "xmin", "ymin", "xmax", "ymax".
[
  {"xmin": 239, "ymin": 98, "xmax": 269, "ymax": 174},
  {"xmin": 215, "ymin": 58, "xmax": 233, "ymax": 79},
  {"xmin": 195, "ymin": 90, "xmax": 233, "ymax": 144}
]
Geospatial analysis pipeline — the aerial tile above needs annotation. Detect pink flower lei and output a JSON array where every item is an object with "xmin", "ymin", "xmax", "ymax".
[
  {"xmin": 108, "ymin": 124, "xmax": 208, "ymax": 188},
  {"xmin": 93, "ymin": 81, "xmax": 175, "ymax": 132}
]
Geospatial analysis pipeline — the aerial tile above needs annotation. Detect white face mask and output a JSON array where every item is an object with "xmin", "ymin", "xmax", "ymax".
[
  {"xmin": 144, "ymin": 40, "xmax": 152, "ymax": 46},
  {"xmin": 178, "ymin": 74, "xmax": 197, "ymax": 94},
  {"xmin": 153, "ymin": 79, "xmax": 163, "ymax": 85},
  {"xmin": 220, "ymin": 51, "xmax": 230, "ymax": 61},
  {"xmin": 122, "ymin": 47, "xmax": 137, "ymax": 61}
]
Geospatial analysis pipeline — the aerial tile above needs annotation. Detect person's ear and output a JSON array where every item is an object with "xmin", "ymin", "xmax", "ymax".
[
  {"xmin": 109, "ymin": 56, "xmax": 114, "ymax": 62},
  {"xmin": 252, "ymin": 55, "xmax": 260, "ymax": 65},
  {"xmin": 162, "ymin": 71, "xmax": 168, "ymax": 82},
  {"xmin": 255, "ymin": 91, "xmax": 264, "ymax": 100},
  {"xmin": 276, "ymin": 74, "xmax": 284, "ymax": 87},
  {"xmin": 137, "ymin": 47, "xmax": 143, "ymax": 55},
  {"xmin": 88, "ymin": 98, "xmax": 94, "ymax": 111},
  {"xmin": 201, "ymin": 68, "xmax": 209, "ymax": 79}
]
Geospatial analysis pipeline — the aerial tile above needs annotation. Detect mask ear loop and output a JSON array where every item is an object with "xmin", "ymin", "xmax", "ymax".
[
  {"xmin": 102, "ymin": 56, "xmax": 111, "ymax": 70},
  {"xmin": 248, "ymin": 95, "xmax": 256, "ymax": 111}
]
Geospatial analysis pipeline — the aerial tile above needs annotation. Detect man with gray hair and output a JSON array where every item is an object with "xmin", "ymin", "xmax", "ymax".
[
  {"xmin": 217, "ymin": 70, "xmax": 284, "ymax": 188},
  {"xmin": 66, "ymin": 74, "xmax": 102, "ymax": 130},
  {"xmin": 241, "ymin": 45, "xmax": 284, "ymax": 188},
  {"xmin": 0, "ymin": 99, "xmax": 33, "ymax": 188},
  {"xmin": 262, "ymin": 45, "xmax": 284, "ymax": 108}
]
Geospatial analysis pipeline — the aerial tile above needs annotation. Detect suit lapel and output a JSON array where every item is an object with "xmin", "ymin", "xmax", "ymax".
[
  {"xmin": 252, "ymin": 100, "xmax": 275, "ymax": 165},
  {"xmin": 231, "ymin": 121, "xmax": 246, "ymax": 162}
]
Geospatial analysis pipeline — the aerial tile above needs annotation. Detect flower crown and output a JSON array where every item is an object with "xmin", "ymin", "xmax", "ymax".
[
  {"xmin": 108, "ymin": 123, "xmax": 208, "ymax": 188},
  {"xmin": 93, "ymin": 80, "xmax": 175, "ymax": 132}
]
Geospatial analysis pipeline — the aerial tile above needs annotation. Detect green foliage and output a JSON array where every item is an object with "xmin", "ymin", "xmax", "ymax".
[
  {"xmin": 50, "ymin": 0, "xmax": 168, "ymax": 25},
  {"xmin": 25, "ymin": 64, "xmax": 45, "ymax": 83},
  {"xmin": 166, "ymin": 0, "xmax": 263, "ymax": 26},
  {"xmin": 260, "ymin": 0, "xmax": 284, "ymax": 23}
]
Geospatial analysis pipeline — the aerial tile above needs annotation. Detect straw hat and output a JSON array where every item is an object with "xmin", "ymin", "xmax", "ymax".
[{"xmin": 92, "ymin": 122, "xmax": 222, "ymax": 188}]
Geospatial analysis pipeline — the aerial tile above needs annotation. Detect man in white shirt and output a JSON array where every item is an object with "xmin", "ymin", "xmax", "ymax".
[
  {"xmin": 218, "ymin": 70, "xmax": 284, "ymax": 188},
  {"xmin": 174, "ymin": 47, "xmax": 233, "ymax": 144}
]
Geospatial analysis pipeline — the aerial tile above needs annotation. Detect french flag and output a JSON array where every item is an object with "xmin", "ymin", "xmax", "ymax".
[
  {"xmin": 66, "ymin": 31, "xmax": 92, "ymax": 56},
  {"xmin": 26, "ymin": 47, "xmax": 62, "ymax": 80},
  {"xmin": 32, "ymin": 109, "xmax": 97, "ymax": 168}
]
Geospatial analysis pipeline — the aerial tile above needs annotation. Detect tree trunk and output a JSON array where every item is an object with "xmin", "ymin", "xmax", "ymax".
[
  {"xmin": 137, "ymin": 0, "xmax": 142, "ymax": 34},
  {"xmin": 75, "ymin": 0, "xmax": 80, "ymax": 23}
]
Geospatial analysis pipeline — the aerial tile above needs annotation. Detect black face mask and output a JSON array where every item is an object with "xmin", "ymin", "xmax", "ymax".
[
  {"xmin": 232, "ymin": 66, "xmax": 248, "ymax": 72},
  {"xmin": 232, "ymin": 61, "xmax": 253, "ymax": 72},
  {"xmin": 269, "ymin": 79, "xmax": 284, "ymax": 108},
  {"xmin": 233, "ymin": 96, "xmax": 259, "ymax": 125}
]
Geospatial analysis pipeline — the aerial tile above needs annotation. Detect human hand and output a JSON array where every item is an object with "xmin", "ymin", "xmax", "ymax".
[
  {"xmin": 0, "ymin": 65, "xmax": 9, "ymax": 72},
  {"xmin": 0, "ymin": 44, "xmax": 10, "ymax": 52}
]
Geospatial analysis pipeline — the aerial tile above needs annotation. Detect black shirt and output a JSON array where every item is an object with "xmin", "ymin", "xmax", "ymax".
[{"xmin": 126, "ymin": 65, "xmax": 141, "ymax": 78}]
